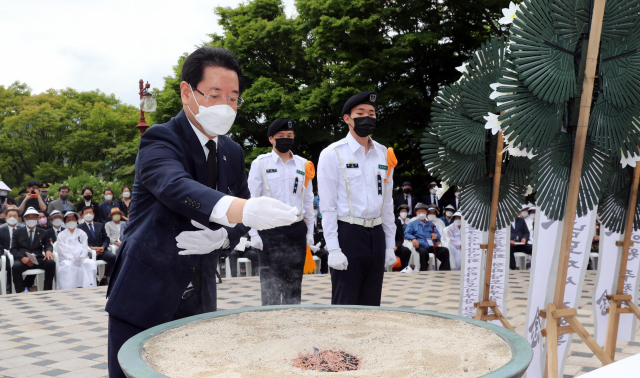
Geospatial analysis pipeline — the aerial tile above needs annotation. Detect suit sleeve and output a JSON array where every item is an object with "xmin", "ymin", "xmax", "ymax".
[
  {"xmin": 224, "ymin": 146, "xmax": 251, "ymax": 250},
  {"xmin": 100, "ymin": 225, "xmax": 109, "ymax": 249},
  {"xmin": 44, "ymin": 229, "xmax": 54, "ymax": 252},
  {"xmin": 137, "ymin": 125, "xmax": 226, "ymax": 226},
  {"xmin": 10, "ymin": 232, "xmax": 26, "ymax": 259}
]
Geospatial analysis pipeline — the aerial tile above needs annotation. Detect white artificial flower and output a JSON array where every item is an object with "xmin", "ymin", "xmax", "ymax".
[
  {"xmin": 455, "ymin": 62, "xmax": 469, "ymax": 74},
  {"xmin": 503, "ymin": 133, "xmax": 536, "ymax": 159},
  {"xmin": 499, "ymin": 2, "xmax": 518, "ymax": 25},
  {"xmin": 489, "ymin": 83, "xmax": 503, "ymax": 100},
  {"xmin": 436, "ymin": 181, "xmax": 450, "ymax": 200},
  {"xmin": 483, "ymin": 112, "xmax": 501, "ymax": 135},
  {"xmin": 620, "ymin": 151, "xmax": 640, "ymax": 168},
  {"xmin": 525, "ymin": 185, "xmax": 534, "ymax": 196}
]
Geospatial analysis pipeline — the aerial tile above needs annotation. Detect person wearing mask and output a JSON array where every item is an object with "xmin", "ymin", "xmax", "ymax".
[
  {"xmin": 47, "ymin": 185, "xmax": 75, "ymax": 214},
  {"xmin": 526, "ymin": 205, "xmax": 535, "ymax": 245},
  {"xmin": 105, "ymin": 46, "xmax": 297, "ymax": 378},
  {"xmin": 317, "ymin": 91, "xmax": 397, "ymax": 306},
  {"xmin": 394, "ymin": 207, "xmax": 412, "ymax": 270},
  {"xmin": 247, "ymin": 118, "xmax": 315, "ymax": 305},
  {"xmin": 451, "ymin": 188, "xmax": 461, "ymax": 210},
  {"xmin": 10, "ymin": 207, "xmax": 56, "ymax": 291},
  {"xmin": 39, "ymin": 183, "xmax": 53, "ymax": 208},
  {"xmin": 44, "ymin": 210, "xmax": 66, "ymax": 247},
  {"xmin": 78, "ymin": 207, "xmax": 114, "ymax": 284},
  {"xmin": 38, "ymin": 211, "xmax": 51, "ymax": 230},
  {"xmin": 116, "ymin": 187, "xmax": 132, "ymax": 221},
  {"xmin": 55, "ymin": 211, "xmax": 97, "ymax": 289},
  {"xmin": 404, "ymin": 203, "xmax": 451, "ymax": 271},
  {"xmin": 99, "ymin": 189, "xmax": 121, "ymax": 224},
  {"xmin": 0, "ymin": 207, "xmax": 22, "ymax": 292},
  {"xmin": 397, "ymin": 204, "xmax": 410, "ymax": 230},
  {"xmin": 509, "ymin": 204, "xmax": 532, "ymax": 270},
  {"xmin": 445, "ymin": 212, "xmax": 463, "ymax": 270},
  {"xmin": 105, "ymin": 208, "xmax": 125, "ymax": 247},
  {"xmin": 421, "ymin": 182, "xmax": 443, "ymax": 214},
  {"xmin": 440, "ymin": 205, "xmax": 455, "ymax": 227},
  {"xmin": 394, "ymin": 182, "xmax": 417, "ymax": 217},
  {"xmin": 76, "ymin": 187, "xmax": 101, "ymax": 222},
  {"xmin": 17, "ymin": 180, "xmax": 47, "ymax": 215},
  {"xmin": 0, "ymin": 181, "xmax": 16, "ymax": 210}
]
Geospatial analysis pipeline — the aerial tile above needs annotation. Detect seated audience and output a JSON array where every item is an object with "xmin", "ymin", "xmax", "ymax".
[
  {"xmin": 44, "ymin": 210, "xmax": 65, "ymax": 246},
  {"xmin": 76, "ymin": 187, "xmax": 101, "ymax": 222},
  {"xmin": 105, "ymin": 208, "xmax": 125, "ymax": 247},
  {"xmin": 47, "ymin": 185, "xmax": 75, "ymax": 214},
  {"xmin": 441, "ymin": 204, "xmax": 455, "ymax": 227},
  {"xmin": 38, "ymin": 211, "xmax": 50, "ymax": 230},
  {"xmin": 404, "ymin": 203, "xmax": 451, "ymax": 271},
  {"xmin": 78, "ymin": 207, "xmax": 115, "ymax": 284},
  {"xmin": 98, "ymin": 188, "xmax": 120, "ymax": 223},
  {"xmin": 445, "ymin": 212, "xmax": 462, "ymax": 270},
  {"xmin": 54, "ymin": 211, "xmax": 97, "ymax": 289},
  {"xmin": 228, "ymin": 236, "xmax": 259, "ymax": 277},
  {"xmin": 0, "ymin": 207, "xmax": 22, "ymax": 292},
  {"xmin": 116, "ymin": 186, "xmax": 132, "ymax": 221},
  {"xmin": 510, "ymin": 204, "xmax": 532, "ymax": 270},
  {"xmin": 397, "ymin": 204, "xmax": 411, "ymax": 230},
  {"xmin": 394, "ymin": 209, "xmax": 412, "ymax": 270},
  {"xmin": 10, "ymin": 207, "xmax": 56, "ymax": 291}
]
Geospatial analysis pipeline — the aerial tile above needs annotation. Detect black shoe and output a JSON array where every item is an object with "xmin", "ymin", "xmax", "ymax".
[{"xmin": 98, "ymin": 278, "xmax": 108, "ymax": 286}]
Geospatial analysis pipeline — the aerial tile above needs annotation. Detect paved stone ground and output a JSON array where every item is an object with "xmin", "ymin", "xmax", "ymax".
[{"xmin": 0, "ymin": 270, "xmax": 638, "ymax": 377}]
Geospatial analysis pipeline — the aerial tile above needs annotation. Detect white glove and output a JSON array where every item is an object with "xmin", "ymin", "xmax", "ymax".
[
  {"xmin": 328, "ymin": 248, "xmax": 348, "ymax": 270},
  {"xmin": 306, "ymin": 233, "xmax": 314, "ymax": 247},
  {"xmin": 243, "ymin": 197, "xmax": 298, "ymax": 231},
  {"xmin": 315, "ymin": 242, "xmax": 322, "ymax": 248},
  {"xmin": 176, "ymin": 220, "xmax": 228, "ymax": 255},
  {"xmin": 222, "ymin": 238, "xmax": 230, "ymax": 249},
  {"xmin": 384, "ymin": 248, "xmax": 397, "ymax": 268},
  {"xmin": 251, "ymin": 235, "xmax": 263, "ymax": 250},
  {"xmin": 310, "ymin": 245, "xmax": 320, "ymax": 253}
]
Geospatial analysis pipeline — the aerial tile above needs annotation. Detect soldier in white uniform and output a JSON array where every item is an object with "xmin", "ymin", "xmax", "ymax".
[
  {"xmin": 317, "ymin": 91, "xmax": 397, "ymax": 306},
  {"xmin": 248, "ymin": 118, "xmax": 315, "ymax": 305}
]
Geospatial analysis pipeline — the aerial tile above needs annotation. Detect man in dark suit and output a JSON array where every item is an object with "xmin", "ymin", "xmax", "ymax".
[
  {"xmin": 394, "ymin": 181, "xmax": 418, "ymax": 217},
  {"xmin": 0, "ymin": 207, "xmax": 21, "ymax": 292},
  {"xmin": 78, "ymin": 207, "xmax": 114, "ymax": 283},
  {"xmin": 421, "ymin": 181, "xmax": 443, "ymax": 213},
  {"xmin": 394, "ymin": 216, "xmax": 411, "ymax": 270},
  {"xmin": 43, "ymin": 210, "xmax": 65, "ymax": 249},
  {"xmin": 105, "ymin": 46, "xmax": 298, "ymax": 378},
  {"xmin": 451, "ymin": 187, "xmax": 461, "ymax": 210},
  {"xmin": 10, "ymin": 207, "xmax": 56, "ymax": 291},
  {"xmin": 509, "ymin": 205, "xmax": 532, "ymax": 270}
]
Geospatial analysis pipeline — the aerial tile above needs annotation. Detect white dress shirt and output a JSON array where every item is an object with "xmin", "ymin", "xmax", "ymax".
[
  {"xmin": 187, "ymin": 118, "xmax": 236, "ymax": 227},
  {"xmin": 247, "ymin": 150, "xmax": 314, "ymax": 237},
  {"xmin": 317, "ymin": 133, "xmax": 396, "ymax": 251}
]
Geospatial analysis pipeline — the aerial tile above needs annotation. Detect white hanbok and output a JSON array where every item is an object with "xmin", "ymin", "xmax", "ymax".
[
  {"xmin": 55, "ymin": 228, "xmax": 97, "ymax": 289},
  {"xmin": 445, "ymin": 223, "xmax": 462, "ymax": 270}
]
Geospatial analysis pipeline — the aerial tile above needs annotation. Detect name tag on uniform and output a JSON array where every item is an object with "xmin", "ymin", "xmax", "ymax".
[
  {"xmin": 346, "ymin": 163, "xmax": 359, "ymax": 168},
  {"xmin": 378, "ymin": 164, "xmax": 388, "ymax": 170},
  {"xmin": 297, "ymin": 169, "xmax": 304, "ymax": 176},
  {"xmin": 266, "ymin": 169, "xmax": 277, "ymax": 173}
]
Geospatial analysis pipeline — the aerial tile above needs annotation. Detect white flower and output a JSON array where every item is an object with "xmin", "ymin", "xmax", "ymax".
[
  {"xmin": 455, "ymin": 62, "xmax": 469, "ymax": 74},
  {"xmin": 503, "ymin": 133, "xmax": 536, "ymax": 159},
  {"xmin": 489, "ymin": 83, "xmax": 503, "ymax": 100},
  {"xmin": 525, "ymin": 185, "xmax": 534, "ymax": 196},
  {"xmin": 499, "ymin": 2, "xmax": 518, "ymax": 25},
  {"xmin": 483, "ymin": 112, "xmax": 501, "ymax": 135},
  {"xmin": 620, "ymin": 151, "xmax": 640, "ymax": 168},
  {"xmin": 436, "ymin": 181, "xmax": 450, "ymax": 200}
]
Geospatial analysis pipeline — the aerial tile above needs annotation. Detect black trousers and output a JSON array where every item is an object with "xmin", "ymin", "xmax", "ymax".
[
  {"xmin": 395, "ymin": 245, "xmax": 412, "ymax": 270},
  {"xmin": 313, "ymin": 248, "xmax": 329, "ymax": 274},
  {"xmin": 108, "ymin": 288, "xmax": 205, "ymax": 378},
  {"xmin": 416, "ymin": 246, "xmax": 451, "ymax": 271},
  {"xmin": 12, "ymin": 255, "xmax": 55, "ymax": 291},
  {"xmin": 331, "ymin": 221, "xmax": 385, "ymax": 306},
  {"xmin": 510, "ymin": 243, "xmax": 532, "ymax": 270},
  {"xmin": 97, "ymin": 249, "xmax": 116, "ymax": 277},
  {"xmin": 258, "ymin": 221, "xmax": 307, "ymax": 306},
  {"xmin": 229, "ymin": 248, "xmax": 259, "ymax": 277}
]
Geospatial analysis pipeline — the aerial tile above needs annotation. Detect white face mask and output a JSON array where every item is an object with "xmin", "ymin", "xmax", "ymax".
[
  {"xmin": 123, "ymin": 192, "xmax": 131, "ymax": 198},
  {"xmin": 25, "ymin": 219, "xmax": 38, "ymax": 228},
  {"xmin": 454, "ymin": 192, "xmax": 460, "ymax": 198},
  {"xmin": 79, "ymin": 219, "xmax": 85, "ymax": 224},
  {"xmin": 84, "ymin": 214, "xmax": 94, "ymax": 222},
  {"xmin": 520, "ymin": 211, "xmax": 529, "ymax": 217},
  {"xmin": 0, "ymin": 191, "xmax": 7, "ymax": 196},
  {"xmin": 6, "ymin": 217, "xmax": 18, "ymax": 226},
  {"xmin": 417, "ymin": 214, "xmax": 427, "ymax": 221},
  {"xmin": 66, "ymin": 221, "xmax": 77, "ymax": 230},
  {"xmin": 52, "ymin": 219, "xmax": 63, "ymax": 227},
  {"xmin": 446, "ymin": 211, "xmax": 453, "ymax": 217},
  {"xmin": 529, "ymin": 213, "xmax": 535, "ymax": 220},
  {"xmin": 399, "ymin": 212, "xmax": 408, "ymax": 219},
  {"xmin": 105, "ymin": 195, "xmax": 113, "ymax": 201},
  {"xmin": 454, "ymin": 219, "xmax": 461, "ymax": 226},
  {"xmin": 427, "ymin": 214, "xmax": 436, "ymax": 221},
  {"xmin": 112, "ymin": 215, "xmax": 121, "ymax": 222},
  {"xmin": 430, "ymin": 189, "xmax": 437, "ymax": 195},
  {"xmin": 188, "ymin": 86, "xmax": 237, "ymax": 137}
]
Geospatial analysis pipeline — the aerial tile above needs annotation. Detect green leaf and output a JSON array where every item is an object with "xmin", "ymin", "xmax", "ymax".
[
  {"xmin": 419, "ymin": 130, "xmax": 486, "ymax": 186},
  {"xmin": 459, "ymin": 175, "xmax": 525, "ymax": 231},
  {"xmin": 599, "ymin": 183, "xmax": 640, "ymax": 233},
  {"xmin": 503, "ymin": 156, "xmax": 530, "ymax": 186},
  {"xmin": 588, "ymin": 94, "xmax": 640, "ymax": 161},
  {"xmin": 599, "ymin": 23, "xmax": 640, "ymax": 109}
]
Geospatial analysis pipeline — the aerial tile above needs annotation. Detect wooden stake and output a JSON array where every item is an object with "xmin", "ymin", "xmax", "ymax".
[
  {"xmin": 604, "ymin": 162, "xmax": 640, "ymax": 360},
  {"xmin": 544, "ymin": 1, "xmax": 608, "ymax": 377}
]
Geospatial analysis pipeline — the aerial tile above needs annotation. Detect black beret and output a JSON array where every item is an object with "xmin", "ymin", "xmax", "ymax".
[
  {"xmin": 267, "ymin": 118, "xmax": 294, "ymax": 137},
  {"xmin": 342, "ymin": 91, "xmax": 377, "ymax": 115}
]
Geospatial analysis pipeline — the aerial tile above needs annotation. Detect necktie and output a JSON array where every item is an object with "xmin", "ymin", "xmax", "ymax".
[
  {"xmin": 205, "ymin": 140, "xmax": 218, "ymax": 190},
  {"xmin": 433, "ymin": 195, "xmax": 437, "ymax": 206},
  {"xmin": 89, "ymin": 223, "xmax": 95, "ymax": 238},
  {"xmin": 29, "ymin": 230, "xmax": 34, "ymax": 248}
]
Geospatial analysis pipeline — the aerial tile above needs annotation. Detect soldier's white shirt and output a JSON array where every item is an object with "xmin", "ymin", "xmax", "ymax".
[
  {"xmin": 317, "ymin": 132, "xmax": 396, "ymax": 251},
  {"xmin": 247, "ymin": 150, "xmax": 314, "ymax": 236}
]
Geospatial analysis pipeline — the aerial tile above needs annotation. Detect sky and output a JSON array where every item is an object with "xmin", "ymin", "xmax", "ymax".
[{"xmin": 0, "ymin": 0, "xmax": 296, "ymax": 107}]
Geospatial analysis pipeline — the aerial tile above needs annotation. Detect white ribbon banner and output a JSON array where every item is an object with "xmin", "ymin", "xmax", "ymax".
[
  {"xmin": 617, "ymin": 230, "xmax": 640, "ymax": 341},
  {"xmin": 525, "ymin": 209, "xmax": 563, "ymax": 378},
  {"xmin": 488, "ymin": 227, "xmax": 510, "ymax": 326},
  {"xmin": 459, "ymin": 219, "xmax": 484, "ymax": 318},
  {"xmin": 593, "ymin": 226, "xmax": 621, "ymax": 345}
]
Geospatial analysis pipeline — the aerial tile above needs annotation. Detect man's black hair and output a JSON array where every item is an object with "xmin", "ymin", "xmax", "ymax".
[
  {"xmin": 58, "ymin": 185, "xmax": 70, "ymax": 192},
  {"xmin": 81, "ymin": 186, "xmax": 93, "ymax": 195},
  {"xmin": 181, "ymin": 46, "xmax": 245, "ymax": 94},
  {"xmin": 104, "ymin": 188, "xmax": 113, "ymax": 195},
  {"xmin": 27, "ymin": 180, "xmax": 40, "ymax": 188}
]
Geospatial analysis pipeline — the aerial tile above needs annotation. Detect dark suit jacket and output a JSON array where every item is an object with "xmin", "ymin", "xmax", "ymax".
[
  {"xmin": 43, "ymin": 227, "xmax": 66, "ymax": 252},
  {"xmin": 449, "ymin": 197, "xmax": 460, "ymax": 210},
  {"xmin": 0, "ymin": 226, "xmax": 12, "ymax": 251},
  {"xmin": 78, "ymin": 222, "xmax": 109, "ymax": 249},
  {"xmin": 394, "ymin": 217, "xmax": 405, "ymax": 248},
  {"xmin": 98, "ymin": 201, "xmax": 121, "ymax": 223},
  {"xmin": 10, "ymin": 226, "xmax": 48, "ymax": 259},
  {"xmin": 511, "ymin": 217, "xmax": 530, "ymax": 243},
  {"xmin": 105, "ymin": 110, "xmax": 250, "ymax": 330},
  {"xmin": 421, "ymin": 194, "xmax": 443, "ymax": 213},
  {"xmin": 394, "ymin": 194, "xmax": 418, "ymax": 215},
  {"xmin": 76, "ymin": 201, "xmax": 102, "ymax": 222}
]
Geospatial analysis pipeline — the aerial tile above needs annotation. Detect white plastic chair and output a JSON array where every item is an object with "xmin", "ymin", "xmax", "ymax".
[
  {"xmin": 0, "ymin": 255, "xmax": 6, "ymax": 295},
  {"xmin": 237, "ymin": 258, "xmax": 252, "ymax": 277},
  {"xmin": 6, "ymin": 249, "xmax": 45, "ymax": 293},
  {"xmin": 312, "ymin": 255, "xmax": 321, "ymax": 274},
  {"xmin": 514, "ymin": 252, "xmax": 527, "ymax": 270},
  {"xmin": 590, "ymin": 252, "xmax": 599, "ymax": 270},
  {"xmin": 90, "ymin": 248, "xmax": 108, "ymax": 283}
]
